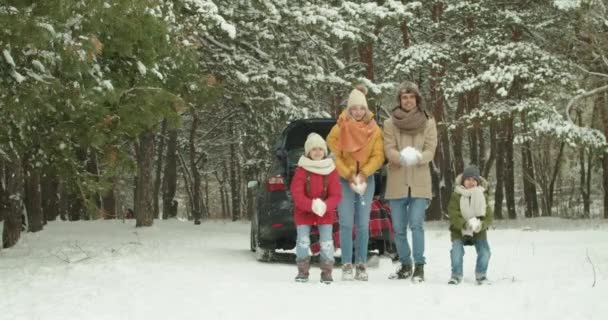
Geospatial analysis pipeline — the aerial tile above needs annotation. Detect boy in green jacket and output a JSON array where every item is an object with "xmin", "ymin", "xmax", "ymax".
[{"xmin": 447, "ymin": 165, "xmax": 493, "ymax": 285}]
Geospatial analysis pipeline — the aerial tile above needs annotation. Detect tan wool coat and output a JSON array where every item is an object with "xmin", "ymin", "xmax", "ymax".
[{"xmin": 383, "ymin": 117, "xmax": 438, "ymax": 199}]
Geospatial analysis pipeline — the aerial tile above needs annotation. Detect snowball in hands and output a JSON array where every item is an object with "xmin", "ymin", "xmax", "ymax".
[
  {"xmin": 467, "ymin": 217, "xmax": 482, "ymax": 233},
  {"xmin": 311, "ymin": 198, "xmax": 327, "ymax": 217},
  {"xmin": 350, "ymin": 175, "xmax": 367, "ymax": 195},
  {"xmin": 400, "ymin": 147, "xmax": 422, "ymax": 166}
]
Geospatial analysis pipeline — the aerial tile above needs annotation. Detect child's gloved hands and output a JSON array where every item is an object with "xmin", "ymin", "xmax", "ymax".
[
  {"xmin": 467, "ymin": 217, "xmax": 482, "ymax": 233},
  {"xmin": 311, "ymin": 198, "xmax": 327, "ymax": 217},
  {"xmin": 399, "ymin": 147, "xmax": 422, "ymax": 166}
]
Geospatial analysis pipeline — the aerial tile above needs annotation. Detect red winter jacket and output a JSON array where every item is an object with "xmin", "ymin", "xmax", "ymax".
[{"xmin": 290, "ymin": 167, "xmax": 342, "ymax": 226}]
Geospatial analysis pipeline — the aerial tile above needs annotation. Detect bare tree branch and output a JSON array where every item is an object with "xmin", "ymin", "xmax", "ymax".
[
  {"xmin": 574, "ymin": 64, "xmax": 608, "ymax": 79},
  {"xmin": 586, "ymin": 249, "xmax": 597, "ymax": 288},
  {"xmin": 566, "ymin": 84, "xmax": 608, "ymax": 123}
]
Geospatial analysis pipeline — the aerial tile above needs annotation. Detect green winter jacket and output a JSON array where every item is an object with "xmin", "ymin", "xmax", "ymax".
[{"xmin": 448, "ymin": 174, "xmax": 493, "ymax": 242}]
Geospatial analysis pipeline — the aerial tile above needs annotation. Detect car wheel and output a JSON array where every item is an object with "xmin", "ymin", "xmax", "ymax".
[
  {"xmin": 255, "ymin": 245, "xmax": 274, "ymax": 262},
  {"xmin": 250, "ymin": 219, "xmax": 257, "ymax": 252}
]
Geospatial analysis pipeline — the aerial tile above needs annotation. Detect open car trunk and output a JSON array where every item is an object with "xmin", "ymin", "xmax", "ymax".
[{"xmin": 274, "ymin": 118, "xmax": 336, "ymax": 186}]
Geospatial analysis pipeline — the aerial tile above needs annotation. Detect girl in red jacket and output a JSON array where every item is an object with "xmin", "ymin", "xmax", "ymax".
[{"xmin": 290, "ymin": 133, "xmax": 342, "ymax": 283}]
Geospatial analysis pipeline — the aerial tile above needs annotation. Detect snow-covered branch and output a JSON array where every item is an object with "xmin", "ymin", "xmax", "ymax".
[{"xmin": 565, "ymin": 84, "xmax": 608, "ymax": 123}]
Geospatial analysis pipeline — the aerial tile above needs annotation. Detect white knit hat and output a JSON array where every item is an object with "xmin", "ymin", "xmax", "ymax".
[
  {"xmin": 304, "ymin": 133, "xmax": 328, "ymax": 157},
  {"xmin": 346, "ymin": 84, "xmax": 368, "ymax": 110}
]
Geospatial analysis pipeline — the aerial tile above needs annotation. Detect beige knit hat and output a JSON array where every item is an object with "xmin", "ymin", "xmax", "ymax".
[
  {"xmin": 346, "ymin": 84, "xmax": 368, "ymax": 110},
  {"xmin": 304, "ymin": 132, "xmax": 328, "ymax": 157}
]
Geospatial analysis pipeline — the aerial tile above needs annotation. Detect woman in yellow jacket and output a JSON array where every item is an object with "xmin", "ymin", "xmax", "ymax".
[{"xmin": 327, "ymin": 85, "xmax": 384, "ymax": 281}]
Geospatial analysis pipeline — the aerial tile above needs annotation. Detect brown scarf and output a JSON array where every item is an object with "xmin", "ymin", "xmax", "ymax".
[
  {"xmin": 391, "ymin": 107, "xmax": 428, "ymax": 134},
  {"xmin": 335, "ymin": 110, "xmax": 378, "ymax": 163}
]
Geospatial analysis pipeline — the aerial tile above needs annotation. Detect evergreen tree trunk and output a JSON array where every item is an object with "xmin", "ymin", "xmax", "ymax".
[
  {"xmin": 478, "ymin": 129, "xmax": 486, "ymax": 172},
  {"xmin": 494, "ymin": 120, "xmax": 505, "ymax": 220},
  {"xmin": 585, "ymin": 153, "xmax": 592, "ymax": 217},
  {"xmin": 41, "ymin": 168, "xmax": 59, "ymax": 221},
  {"xmin": 358, "ymin": 41, "xmax": 374, "ymax": 82},
  {"xmin": 452, "ymin": 94, "xmax": 466, "ymax": 176},
  {"xmin": 23, "ymin": 155, "xmax": 43, "ymax": 232},
  {"xmin": 504, "ymin": 116, "xmax": 516, "ymax": 219},
  {"xmin": 601, "ymin": 93, "xmax": 608, "ymax": 219},
  {"xmin": 154, "ymin": 119, "xmax": 167, "ymax": 220},
  {"xmin": 135, "ymin": 130, "xmax": 156, "ymax": 227},
  {"xmin": 604, "ymin": 153, "xmax": 608, "ymax": 219},
  {"xmin": 57, "ymin": 181, "xmax": 67, "ymax": 221},
  {"xmin": 220, "ymin": 186, "xmax": 227, "ymax": 219},
  {"xmin": 579, "ymin": 147, "xmax": 592, "ymax": 218},
  {"xmin": 520, "ymin": 113, "xmax": 539, "ymax": 218},
  {"xmin": 133, "ymin": 173, "xmax": 138, "ymax": 219},
  {"xmin": 429, "ymin": 71, "xmax": 452, "ymax": 220},
  {"xmin": 577, "ymin": 110, "xmax": 592, "ymax": 218},
  {"xmin": 101, "ymin": 174, "xmax": 117, "ymax": 219},
  {"xmin": 3, "ymin": 156, "xmax": 24, "ymax": 248},
  {"xmin": 87, "ymin": 151, "xmax": 102, "ymax": 218},
  {"xmin": 230, "ymin": 123, "xmax": 240, "ymax": 221},
  {"xmin": 469, "ymin": 133, "xmax": 479, "ymax": 168},
  {"xmin": 223, "ymin": 163, "xmax": 231, "ymax": 218},
  {"xmin": 548, "ymin": 143, "xmax": 565, "ymax": 217},
  {"xmin": 190, "ymin": 113, "xmax": 202, "ymax": 224},
  {"xmin": 470, "ymin": 89, "xmax": 483, "ymax": 168},
  {"xmin": 482, "ymin": 121, "xmax": 496, "ymax": 179},
  {"xmin": 204, "ymin": 176, "xmax": 209, "ymax": 218},
  {"xmin": 67, "ymin": 188, "xmax": 85, "ymax": 221},
  {"xmin": 604, "ymin": 152, "xmax": 608, "ymax": 219},
  {"xmin": 162, "ymin": 129, "xmax": 178, "ymax": 219},
  {"xmin": 400, "ymin": 19, "xmax": 410, "ymax": 48},
  {"xmin": 0, "ymin": 160, "xmax": 4, "ymax": 223},
  {"xmin": 428, "ymin": 1, "xmax": 451, "ymax": 221}
]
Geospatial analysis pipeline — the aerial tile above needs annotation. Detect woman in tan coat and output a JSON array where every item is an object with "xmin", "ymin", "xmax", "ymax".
[
  {"xmin": 383, "ymin": 81, "xmax": 437, "ymax": 283},
  {"xmin": 327, "ymin": 85, "xmax": 384, "ymax": 281}
]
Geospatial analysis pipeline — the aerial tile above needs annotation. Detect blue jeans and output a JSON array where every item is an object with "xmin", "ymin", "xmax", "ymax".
[
  {"xmin": 450, "ymin": 239, "xmax": 491, "ymax": 279},
  {"xmin": 338, "ymin": 175, "xmax": 375, "ymax": 264},
  {"xmin": 389, "ymin": 197, "xmax": 428, "ymax": 265},
  {"xmin": 296, "ymin": 224, "xmax": 334, "ymax": 263}
]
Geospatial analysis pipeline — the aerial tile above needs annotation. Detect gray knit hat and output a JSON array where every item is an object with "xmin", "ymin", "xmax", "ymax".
[{"xmin": 462, "ymin": 165, "xmax": 481, "ymax": 184}]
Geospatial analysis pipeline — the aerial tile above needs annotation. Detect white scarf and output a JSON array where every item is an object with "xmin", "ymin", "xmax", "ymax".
[
  {"xmin": 455, "ymin": 185, "xmax": 486, "ymax": 237},
  {"xmin": 297, "ymin": 156, "xmax": 335, "ymax": 175}
]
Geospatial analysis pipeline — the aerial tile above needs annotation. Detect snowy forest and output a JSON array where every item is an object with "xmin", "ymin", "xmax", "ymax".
[{"xmin": 1, "ymin": 0, "xmax": 608, "ymax": 251}]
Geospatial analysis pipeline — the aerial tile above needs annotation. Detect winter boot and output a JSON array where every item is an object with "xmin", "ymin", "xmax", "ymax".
[
  {"xmin": 320, "ymin": 261, "xmax": 334, "ymax": 284},
  {"xmin": 354, "ymin": 263, "xmax": 368, "ymax": 281},
  {"xmin": 342, "ymin": 263, "xmax": 354, "ymax": 281},
  {"xmin": 295, "ymin": 258, "xmax": 310, "ymax": 282},
  {"xmin": 476, "ymin": 276, "xmax": 490, "ymax": 285},
  {"xmin": 412, "ymin": 264, "xmax": 425, "ymax": 283},
  {"xmin": 389, "ymin": 263, "xmax": 412, "ymax": 280},
  {"xmin": 448, "ymin": 275, "xmax": 462, "ymax": 285}
]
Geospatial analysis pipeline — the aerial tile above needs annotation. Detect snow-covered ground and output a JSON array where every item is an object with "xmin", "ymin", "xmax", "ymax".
[{"xmin": 1, "ymin": 218, "xmax": 607, "ymax": 320}]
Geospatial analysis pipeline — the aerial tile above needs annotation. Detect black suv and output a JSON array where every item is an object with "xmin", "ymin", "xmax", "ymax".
[{"xmin": 249, "ymin": 118, "xmax": 391, "ymax": 262}]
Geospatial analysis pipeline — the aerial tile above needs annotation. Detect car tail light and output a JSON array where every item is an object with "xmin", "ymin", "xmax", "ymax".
[{"xmin": 266, "ymin": 175, "xmax": 286, "ymax": 191}]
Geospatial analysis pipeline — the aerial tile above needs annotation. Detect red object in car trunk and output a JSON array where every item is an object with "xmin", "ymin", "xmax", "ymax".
[{"xmin": 266, "ymin": 175, "xmax": 286, "ymax": 191}]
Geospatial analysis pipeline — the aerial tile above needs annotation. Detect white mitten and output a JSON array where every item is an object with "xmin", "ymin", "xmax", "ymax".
[
  {"xmin": 400, "ymin": 147, "xmax": 421, "ymax": 166},
  {"xmin": 311, "ymin": 198, "xmax": 327, "ymax": 217},
  {"xmin": 350, "ymin": 181, "xmax": 367, "ymax": 195},
  {"xmin": 467, "ymin": 217, "xmax": 482, "ymax": 233}
]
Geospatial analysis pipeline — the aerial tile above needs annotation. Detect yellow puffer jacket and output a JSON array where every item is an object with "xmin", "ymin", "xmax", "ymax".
[{"xmin": 326, "ymin": 115, "xmax": 385, "ymax": 180}]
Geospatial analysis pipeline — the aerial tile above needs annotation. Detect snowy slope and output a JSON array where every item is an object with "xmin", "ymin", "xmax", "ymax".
[{"xmin": 1, "ymin": 218, "xmax": 607, "ymax": 320}]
